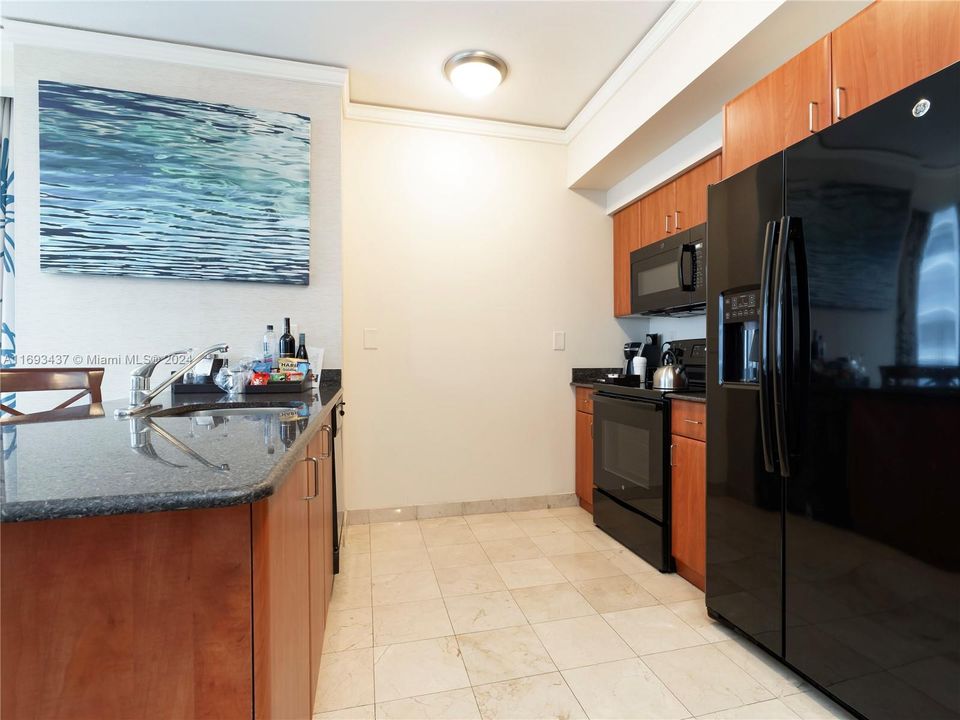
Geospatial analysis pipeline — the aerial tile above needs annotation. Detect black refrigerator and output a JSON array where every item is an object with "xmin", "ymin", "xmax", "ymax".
[{"xmin": 706, "ymin": 62, "xmax": 960, "ymax": 720}]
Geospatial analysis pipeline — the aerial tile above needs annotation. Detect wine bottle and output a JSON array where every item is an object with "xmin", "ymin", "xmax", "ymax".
[
  {"xmin": 296, "ymin": 333, "xmax": 308, "ymax": 360},
  {"xmin": 278, "ymin": 317, "xmax": 296, "ymax": 358}
]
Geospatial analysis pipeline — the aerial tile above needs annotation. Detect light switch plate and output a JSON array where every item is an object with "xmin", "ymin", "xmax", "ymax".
[
  {"xmin": 552, "ymin": 331, "xmax": 566, "ymax": 351},
  {"xmin": 363, "ymin": 328, "xmax": 379, "ymax": 350}
]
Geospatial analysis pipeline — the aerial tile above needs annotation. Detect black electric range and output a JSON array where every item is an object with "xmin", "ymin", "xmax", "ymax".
[
  {"xmin": 592, "ymin": 375, "xmax": 706, "ymax": 402},
  {"xmin": 591, "ymin": 339, "xmax": 706, "ymax": 571}
]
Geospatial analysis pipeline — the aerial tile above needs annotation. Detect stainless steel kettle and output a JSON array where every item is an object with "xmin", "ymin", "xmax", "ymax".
[{"xmin": 652, "ymin": 347, "xmax": 688, "ymax": 390}]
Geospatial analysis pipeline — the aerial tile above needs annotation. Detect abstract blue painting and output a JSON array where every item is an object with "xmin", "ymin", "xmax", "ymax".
[{"xmin": 38, "ymin": 81, "xmax": 311, "ymax": 285}]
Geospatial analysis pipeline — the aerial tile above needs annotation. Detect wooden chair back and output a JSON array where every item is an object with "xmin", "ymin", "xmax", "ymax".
[{"xmin": 0, "ymin": 367, "xmax": 105, "ymax": 422}]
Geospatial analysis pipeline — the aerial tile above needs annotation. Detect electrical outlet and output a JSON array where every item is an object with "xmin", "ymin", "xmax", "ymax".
[
  {"xmin": 552, "ymin": 331, "xmax": 566, "ymax": 351},
  {"xmin": 363, "ymin": 328, "xmax": 379, "ymax": 350}
]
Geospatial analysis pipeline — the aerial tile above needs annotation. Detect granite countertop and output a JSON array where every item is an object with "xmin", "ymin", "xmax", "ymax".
[{"xmin": 0, "ymin": 382, "xmax": 342, "ymax": 523}]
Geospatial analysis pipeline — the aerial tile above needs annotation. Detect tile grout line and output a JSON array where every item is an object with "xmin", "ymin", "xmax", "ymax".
[{"xmin": 591, "ymin": 588, "xmax": 704, "ymax": 719}]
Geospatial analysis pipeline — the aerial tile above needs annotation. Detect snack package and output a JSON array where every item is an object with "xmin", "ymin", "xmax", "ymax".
[{"xmin": 250, "ymin": 372, "xmax": 271, "ymax": 386}]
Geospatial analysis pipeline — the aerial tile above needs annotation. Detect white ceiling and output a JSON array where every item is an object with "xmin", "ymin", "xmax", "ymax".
[{"xmin": 1, "ymin": 1, "xmax": 672, "ymax": 128}]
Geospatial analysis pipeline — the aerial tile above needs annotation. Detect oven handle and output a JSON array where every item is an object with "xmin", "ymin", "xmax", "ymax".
[{"xmin": 592, "ymin": 394, "xmax": 663, "ymax": 412}]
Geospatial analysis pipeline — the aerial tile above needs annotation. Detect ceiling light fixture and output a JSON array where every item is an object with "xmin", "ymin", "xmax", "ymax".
[{"xmin": 443, "ymin": 50, "xmax": 507, "ymax": 98}]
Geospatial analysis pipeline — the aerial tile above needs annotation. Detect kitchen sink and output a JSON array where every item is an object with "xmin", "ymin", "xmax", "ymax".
[{"xmin": 148, "ymin": 401, "xmax": 306, "ymax": 418}]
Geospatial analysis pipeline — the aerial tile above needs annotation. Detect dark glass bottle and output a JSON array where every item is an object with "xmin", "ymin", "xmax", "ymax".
[
  {"xmin": 296, "ymin": 333, "xmax": 308, "ymax": 360},
  {"xmin": 278, "ymin": 317, "xmax": 296, "ymax": 358}
]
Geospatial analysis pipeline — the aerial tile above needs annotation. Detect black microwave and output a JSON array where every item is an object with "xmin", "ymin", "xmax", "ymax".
[{"xmin": 630, "ymin": 223, "xmax": 706, "ymax": 316}]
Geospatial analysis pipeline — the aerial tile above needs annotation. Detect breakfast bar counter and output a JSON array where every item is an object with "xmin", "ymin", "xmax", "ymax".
[{"xmin": 0, "ymin": 382, "xmax": 342, "ymax": 523}]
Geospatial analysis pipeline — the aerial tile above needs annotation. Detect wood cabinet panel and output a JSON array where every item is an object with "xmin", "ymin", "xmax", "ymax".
[
  {"xmin": 1, "ymin": 506, "xmax": 252, "ymax": 720},
  {"xmin": 613, "ymin": 202, "xmax": 640, "ymax": 317},
  {"xmin": 832, "ymin": 0, "xmax": 960, "ymax": 121},
  {"xmin": 254, "ymin": 457, "xmax": 313, "ymax": 720},
  {"xmin": 671, "ymin": 434, "xmax": 706, "ymax": 590},
  {"xmin": 640, "ymin": 183, "xmax": 677, "ymax": 246},
  {"xmin": 575, "ymin": 386, "xmax": 594, "ymax": 415},
  {"xmin": 674, "ymin": 155, "xmax": 721, "ymax": 231},
  {"xmin": 305, "ymin": 435, "xmax": 326, "ymax": 703},
  {"xmin": 575, "ymin": 409, "xmax": 594, "ymax": 513},
  {"xmin": 723, "ymin": 36, "xmax": 832, "ymax": 179},
  {"xmin": 671, "ymin": 400, "xmax": 706, "ymax": 442}
]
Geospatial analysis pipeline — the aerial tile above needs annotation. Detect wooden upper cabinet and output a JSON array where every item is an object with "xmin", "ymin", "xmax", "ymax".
[
  {"xmin": 722, "ymin": 36, "xmax": 832, "ymax": 179},
  {"xmin": 674, "ymin": 155, "xmax": 721, "ymax": 230},
  {"xmin": 640, "ymin": 183, "xmax": 677, "ymax": 246},
  {"xmin": 832, "ymin": 0, "xmax": 960, "ymax": 121},
  {"xmin": 612, "ymin": 202, "xmax": 640, "ymax": 317}
]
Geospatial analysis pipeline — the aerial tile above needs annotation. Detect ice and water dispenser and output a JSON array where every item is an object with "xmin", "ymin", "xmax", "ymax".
[{"xmin": 719, "ymin": 288, "xmax": 760, "ymax": 383}]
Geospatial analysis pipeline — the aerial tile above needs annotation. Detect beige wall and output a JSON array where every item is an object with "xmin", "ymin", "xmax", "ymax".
[{"xmin": 342, "ymin": 120, "xmax": 635, "ymax": 510}]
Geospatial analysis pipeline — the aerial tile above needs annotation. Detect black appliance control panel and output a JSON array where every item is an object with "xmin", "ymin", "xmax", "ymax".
[{"xmin": 722, "ymin": 290, "xmax": 759, "ymax": 323}]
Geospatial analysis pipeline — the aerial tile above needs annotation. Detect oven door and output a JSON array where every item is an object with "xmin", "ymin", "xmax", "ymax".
[
  {"xmin": 592, "ymin": 393, "xmax": 665, "ymax": 521},
  {"xmin": 630, "ymin": 232, "xmax": 695, "ymax": 314}
]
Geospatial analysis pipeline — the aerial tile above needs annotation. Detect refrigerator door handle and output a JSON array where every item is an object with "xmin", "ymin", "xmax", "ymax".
[
  {"xmin": 771, "ymin": 215, "xmax": 805, "ymax": 478},
  {"xmin": 758, "ymin": 220, "xmax": 778, "ymax": 473}
]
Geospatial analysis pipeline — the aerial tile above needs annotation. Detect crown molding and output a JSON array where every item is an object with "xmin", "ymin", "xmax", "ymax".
[
  {"xmin": 344, "ymin": 101, "xmax": 567, "ymax": 144},
  {"xmin": 564, "ymin": 0, "xmax": 700, "ymax": 142},
  {"xmin": 1, "ymin": 6, "xmax": 698, "ymax": 147},
  {"xmin": 0, "ymin": 20, "xmax": 348, "ymax": 86}
]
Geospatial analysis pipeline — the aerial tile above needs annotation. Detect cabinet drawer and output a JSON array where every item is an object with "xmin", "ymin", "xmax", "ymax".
[
  {"xmin": 671, "ymin": 400, "xmax": 705, "ymax": 441},
  {"xmin": 575, "ymin": 387, "xmax": 594, "ymax": 415}
]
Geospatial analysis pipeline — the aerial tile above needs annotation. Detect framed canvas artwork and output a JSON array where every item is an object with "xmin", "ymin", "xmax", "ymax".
[{"xmin": 38, "ymin": 81, "xmax": 311, "ymax": 285}]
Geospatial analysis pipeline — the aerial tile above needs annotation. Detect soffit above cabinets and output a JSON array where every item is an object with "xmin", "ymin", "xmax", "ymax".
[{"xmin": 0, "ymin": 0, "xmax": 670, "ymax": 129}]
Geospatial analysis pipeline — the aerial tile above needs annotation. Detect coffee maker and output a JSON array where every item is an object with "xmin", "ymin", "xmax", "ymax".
[{"xmin": 623, "ymin": 334, "xmax": 660, "ymax": 378}]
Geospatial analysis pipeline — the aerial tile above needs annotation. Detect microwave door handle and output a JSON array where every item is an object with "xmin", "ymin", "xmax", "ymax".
[
  {"xmin": 758, "ymin": 220, "xmax": 778, "ymax": 473},
  {"xmin": 677, "ymin": 245, "xmax": 695, "ymax": 292}
]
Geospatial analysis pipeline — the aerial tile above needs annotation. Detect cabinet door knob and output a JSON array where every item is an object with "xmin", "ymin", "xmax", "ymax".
[
  {"xmin": 834, "ymin": 87, "xmax": 844, "ymax": 120},
  {"xmin": 808, "ymin": 101, "xmax": 818, "ymax": 133}
]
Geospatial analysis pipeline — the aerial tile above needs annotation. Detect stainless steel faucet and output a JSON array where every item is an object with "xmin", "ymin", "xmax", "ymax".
[{"xmin": 115, "ymin": 343, "xmax": 229, "ymax": 418}]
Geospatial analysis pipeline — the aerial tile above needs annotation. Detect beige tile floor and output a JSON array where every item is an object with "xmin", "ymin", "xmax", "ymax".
[{"xmin": 314, "ymin": 507, "xmax": 854, "ymax": 720}]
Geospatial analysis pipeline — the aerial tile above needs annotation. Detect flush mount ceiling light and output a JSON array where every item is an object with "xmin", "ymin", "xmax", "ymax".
[{"xmin": 443, "ymin": 50, "xmax": 507, "ymax": 98}]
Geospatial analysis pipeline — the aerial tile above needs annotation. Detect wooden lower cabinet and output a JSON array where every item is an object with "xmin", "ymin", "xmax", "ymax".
[
  {"xmin": 575, "ymin": 408, "xmax": 594, "ymax": 512},
  {"xmin": 257, "ymin": 416, "xmax": 336, "ymax": 720},
  {"xmin": 306, "ymin": 431, "xmax": 329, "ymax": 705},
  {"xmin": 0, "ymin": 507, "xmax": 253, "ymax": 720},
  {"xmin": 1, "ymin": 409, "xmax": 338, "ymax": 720},
  {"xmin": 671, "ymin": 433, "xmax": 706, "ymax": 591},
  {"xmin": 254, "ymin": 455, "xmax": 313, "ymax": 720}
]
